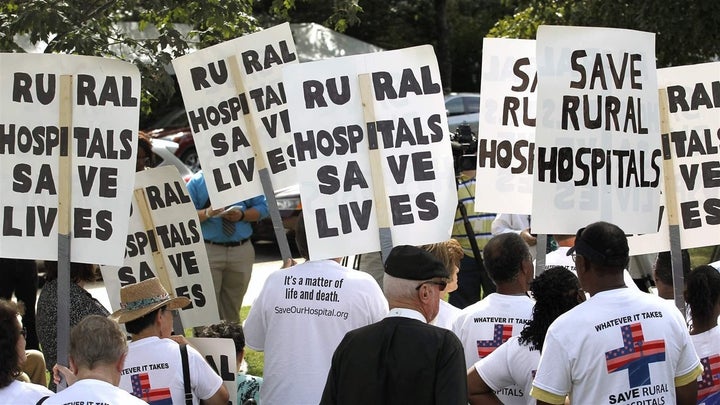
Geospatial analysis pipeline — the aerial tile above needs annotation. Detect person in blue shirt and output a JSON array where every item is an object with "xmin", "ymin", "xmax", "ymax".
[{"xmin": 187, "ymin": 171, "xmax": 269, "ymax": 322}]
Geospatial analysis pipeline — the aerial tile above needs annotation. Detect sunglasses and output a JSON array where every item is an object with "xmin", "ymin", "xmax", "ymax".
[
  {"xmin": 416, "ymin": 280, "xmax": 448, "ymax": 292},
  {"xmin": 20, "ymin": 326, "xmax": 27, "ymax": 339}
]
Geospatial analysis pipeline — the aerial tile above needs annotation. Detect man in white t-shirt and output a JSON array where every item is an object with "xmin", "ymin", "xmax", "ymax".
[
  {"xmin": 46, "ymin": 316, "xmax": 147, "ymax": 405},
  {"xmin": 112, "ymin": 278, "xmax": 229, "ymax": 405},
  {"xmin": 531, "ymin": 221, "xmax": 703, "ymax": 405},
  {"xmin": 452, "ymin": 232, "xmax": 535, "ymax": 404},
  {"xmin": 244, "ymin": 213, "xmax": 388, "ymax": 405}
]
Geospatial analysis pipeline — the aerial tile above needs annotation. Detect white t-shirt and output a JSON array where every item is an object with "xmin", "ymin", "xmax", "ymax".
[
  {"xmin": 690, "ymin": 325, "xmax": 720, "ymax": 403},
  {"xmin": 0, "ymin": 380, "xmax": 53, "ymax": 404},
  {"xmin": 45, "ymin": 379, "xmax": 148, "ymax": 405},
  {"xmin": 531, "ymin": 288, "xmax": 702, "ymax": 405},
  {"xmin": 119, "ymin": 337, "xmax": 223, "ymax": 405},
  {"xmin": 452, "ymin": 293, "xmax": 534, "ymax": 405},
  {"xmin": 432, "ymin": 299, "xmax": 461, "ymax": 330},
  {"xmin": 244, "ymin": 260, "xmax": 388, "ymax": 405},
  {"xmin": 475, "ymin": 335, "xmax": 538, "ymax": 404}
]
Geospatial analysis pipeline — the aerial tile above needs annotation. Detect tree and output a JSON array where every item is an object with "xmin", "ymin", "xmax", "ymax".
[{"xmin": 489, "ymin": 0, "xmax": 720, "ymax": 68}]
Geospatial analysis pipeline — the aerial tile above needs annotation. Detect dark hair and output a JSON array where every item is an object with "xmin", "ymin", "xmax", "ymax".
[
  {"xmin": 125, "ymin": 306, "xmax": 164, "ymax": 335},
  {"xmin": 654, "ymin": 250, "xmax": 691, "ymax": 286},
  {"xmin": 483, "ymin": 233, "xmax": 530, "ymax": 284},
  {"xmin": 685, "ymin": 265, "xmax": 720, "ymax": 327},
  {"xmin": 43, "ymin": 261, "xmax": 98, "ymax": 284},
  {"xmin": 138, "ymin": 130, "xmax": 155, "ymax": 167},
  {"xmin": 295, "ymin": 211, "xmax": 309, "ymax": 261},
  {"xmin": 195, "ymin": 321, "xmax": 245, "ymax": 354},
  {"xmin": 572, "ymin": 221, "xmax": 629, "ymax": 269},
  {"xmin": 518, "ymin": 266, "xmax": 581, "ymax": 351},
  {"xmin": 0, "ymin": 300, "xmax": 23, "ymax": 388}
]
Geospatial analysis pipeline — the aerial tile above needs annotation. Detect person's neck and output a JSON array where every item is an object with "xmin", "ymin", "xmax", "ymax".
[
  {"xmin": 131, "ymin": 329, "xmax": 160, "ymax": 342},
  {"xmin": 690, "ymin": 319, "xmax": 717, "ymax": 335},
  {"xmin": 388, "ymin": 300, "xmax": 429, "ymax": 322},
  {"xmin": 495, "ymin": 283, "xmax": 527, "ymax": 296},
  {"xmin": 75, "ymin": 367, "xmax": 119, "ymax": 386}
]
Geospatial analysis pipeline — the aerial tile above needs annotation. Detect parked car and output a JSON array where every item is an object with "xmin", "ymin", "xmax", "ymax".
[
  {"xmin": 251, "ymin": 184, "xmax": 302, "ymax": 244},
  {"xmin": 145, "ymin": 108, "xmax": 198, "ymax": 173},
  {"xmin": 445, "ymin": 92, "xmax": 480, "ymax": 135},
  {"xmin": 149, "ymin": 138, "xmax": 194, "ymax": 182}
]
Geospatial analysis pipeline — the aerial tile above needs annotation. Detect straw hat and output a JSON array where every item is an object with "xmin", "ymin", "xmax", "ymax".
[{"xmin": 110, "ymin": 278, "xmax": 190, "ymax": 324}]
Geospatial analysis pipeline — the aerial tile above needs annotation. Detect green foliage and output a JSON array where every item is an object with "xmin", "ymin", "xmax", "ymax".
[
  {"xmin": 240, "ymin": 306, "xmax": 264, "ymax": 376},
  {"xmin": 0, "ymin": 0, "xmax": 260, "ymax": 118},
  {"xmin": 488, "ymin": 0, "xmax": 720, "ymax": 67}
]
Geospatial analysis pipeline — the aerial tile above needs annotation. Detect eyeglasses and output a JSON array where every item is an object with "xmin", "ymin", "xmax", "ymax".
[
  {"xmin": 416, "ymin": 280, "xmax": 447, "ymax": 292},
  {"xmin": 20, "ymin": 327, "xmax": 27, "ymax": 339},
  {"xmin": 571, "ymin": 253, "xmax": 580, "ymax": 263}
]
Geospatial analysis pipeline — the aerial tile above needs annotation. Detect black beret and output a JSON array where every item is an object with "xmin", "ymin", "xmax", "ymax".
[{"xmin": 384, "ymin": 245, "xmax": 449, "ymax": 280}]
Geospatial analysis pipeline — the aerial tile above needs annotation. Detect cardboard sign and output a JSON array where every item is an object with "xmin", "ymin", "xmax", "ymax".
[
  {"xmin": 475, "ymin": 38, "xmax": 536, "ymax": 214},
  {"xmin": 283, "ymin": 45, "xmax": 456, "ymax": 260},
  {"xmin": 172, "ymin": 23, "xmax": 299, "ymax": 208},
  {"xmin": 187, "ymin": 337, "xmax": 238, "ymax": 405},
  {"xmin": 533, "ymin": 26, "xmax": 662, "ymax": 234},
  {"xmin": 100, "ymin": 166, "xmax": 220, "ymax": 328},
  {"xmin": 0, "ymin": 54, "xmax": 139, "ymax": 265},
  {"xmin": 628, "ymin": 62, "xmax": 720, "ymax": 254}
]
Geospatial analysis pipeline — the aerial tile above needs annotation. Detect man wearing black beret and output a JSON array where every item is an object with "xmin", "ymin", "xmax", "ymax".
[{"xmin": 320, "ymin": 245, "xmax": 467, "ymax": 405}]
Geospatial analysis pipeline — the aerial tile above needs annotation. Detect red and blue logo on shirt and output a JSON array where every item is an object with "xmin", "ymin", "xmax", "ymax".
[
  {"xmin": 698, "ymin": 354, "xmax": 720, "ymax": 404},
  {"xmin": 477, "ymin": 323, "xmax": 513, "ymax": 358},
  {"xmin": 131, "ymin": 372, "xmax": 173, "ymax": 405},
  {"xmin": 605, "ymin": 323, "xmax": 666, "ymax": 388}
]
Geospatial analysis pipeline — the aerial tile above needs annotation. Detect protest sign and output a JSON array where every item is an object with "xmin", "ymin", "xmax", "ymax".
[
  {"xmin": 475, "ymin": 38, "xmax": 536, "ymax": 214},
  {"xmin": 628, "ymin": 62, "xmax": 720, "ymax": 254},
  {"xmin": 283, "ymin": 45, "xmax": 456, "ymax": 260},
  {"xmin": 0, "ymin": 54, "xmax": 138, "ymax": 265},
  {"xmin": 172, "ymin": 23, "xmax": 298, "ymax": 208},
  {"xmin": 532, "ymin": 26, "xmax": 662, "ymax": 235},
  {"xmin": 101, "ymin": 166, "xmax": 220, "ymax": 328},
  {"xmin": 187, "ymin": 337, "xmax": 238, "ymax": 405}
]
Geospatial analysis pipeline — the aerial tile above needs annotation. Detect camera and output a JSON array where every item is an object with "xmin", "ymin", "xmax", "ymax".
[{"xmin": 450, "ymin": 123, "xmax": 478, "ymax": 175}]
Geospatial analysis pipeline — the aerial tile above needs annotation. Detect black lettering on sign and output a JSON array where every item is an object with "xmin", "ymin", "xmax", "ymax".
[
  {"xmin": 78, "ymin": 166, "xmax": 118, "ymax": 198},
  {"xmin": 190, "ymin": 60, "xmax": 228, "ymax": 91},
  {"xmin": 145, "ymin": 181, "xmax": 192, "ymax": 209},
  {"xmin": 76, "ymin": 75, "xmax": 137, "ymax": 107},
  {"xmin": 667, "ymin": 81, "xmax": 720, "ymax": 113},
  {"xmin": 241, "ymin": 40, "xmax": 297, "ymax": 74},
  {"xmin": 169, "ymin": 250, "xmax": 200, "ymax": 277},
  {"xmin": 371, "ymin": 65, "xmax": 441, "ymax": 100},
  {"xmin": 12, "ymin": 163, "xmax": 57, "ymax": 195},
  {"xmin": 205, "ymin": 355, "xmax": 235, "ymax": 381},
  {"xmin": 12, "ymin": 72, "xmax": 56, "ymax": 104},
  {"xmin": 302, "ymin": 77, "xmax": 351, "ymax": 109},
  {"xmin": 212, "ymin": 157, "xmax": 255, "ymax": 192}
]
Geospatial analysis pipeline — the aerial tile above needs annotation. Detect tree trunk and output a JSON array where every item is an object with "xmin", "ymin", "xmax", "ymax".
[{"xmin": 434, "ymin": 0, "xmax": 451, "ymax": 93}]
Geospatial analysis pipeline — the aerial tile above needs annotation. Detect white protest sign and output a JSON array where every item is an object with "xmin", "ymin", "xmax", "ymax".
[
  {"xmin": 475, "ymin": 38, "xmax": 536, "ymax": 214},
  {"xmin": 0, "ymin": 54, "xmax": 138, "ymax": 265},
  {"xmin": 283, "ymin": 45, "xmax": 456, "ymax": 260},
  {"xmin": 628, "ymin": 62, "xmax": 720, "ymax": 254},
  {"xmin": 173, "ymin": 23, "xmax": 298, "ymax": 208},
  {"xmin": 187, "ymin": 337, "xmax": 238, "ymax": 405},
  {"xmin": 532, "ymin": 26, "xmax": 662, "ymax": 235},
  {"xmin": 100, "ymin": 166, "xmax": 220, "ymax": 328}
]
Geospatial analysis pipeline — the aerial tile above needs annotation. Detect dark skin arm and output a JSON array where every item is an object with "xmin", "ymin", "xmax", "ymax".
[
  {"xmin": 675, "ymin": 380, "xmax": 698, "ymax": 405},
  {"xmin": 467, "ymin": 367, "xmax": 503, "ymax": 405}
]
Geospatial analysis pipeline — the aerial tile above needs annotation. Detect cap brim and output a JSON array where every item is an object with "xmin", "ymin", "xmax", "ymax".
[{"xmin": 566, "ymin": 246, "xmax": 576, "ymax": 256}]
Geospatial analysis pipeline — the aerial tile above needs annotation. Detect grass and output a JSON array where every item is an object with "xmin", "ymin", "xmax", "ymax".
[
  {"xmin": 240, "ymin": 306, "xmax": 264, "ymax": 377},
  {"xmin": 689, "ymin": 246, "xmax": 716, "ymax": 269}
]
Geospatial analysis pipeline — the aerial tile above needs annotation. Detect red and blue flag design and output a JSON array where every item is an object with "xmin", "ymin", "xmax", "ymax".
[
  {"xmin": 698, "ymin": 354, "xmax": 720, "ymax": 404},
  {"xmin": 477, "ymin": 323, "xmax": 512, "ymax": 358},
  {"xmin": 605, "ymin": 323, "xmax": 665, "ymax": 388},
  {"xmin": 131, "ymin": 372, "xmax": 173, "ymax": 405}
]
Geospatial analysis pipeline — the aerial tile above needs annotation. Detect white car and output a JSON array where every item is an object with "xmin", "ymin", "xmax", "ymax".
[
  {"xmin": 149, "ymin": 138, "xmax": 194, "ymax": 182},
  {"xmin": 445, "ymin": 93, "xmax": 480, "ymax": 135}
]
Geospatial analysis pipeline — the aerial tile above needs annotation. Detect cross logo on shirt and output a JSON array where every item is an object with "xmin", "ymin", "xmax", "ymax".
[
  {"xmin": 605, "ymin": 323, "xmax": 666, "ymax": 388},
  {"xmin": 698, "ymin": 354, "xmax": 720, "ymax": 403},
  {"xmin": 477, "ymin": 323, "xmax": 512, "ymax": 358},
  {"xmin": 131, "ymin": 372, "xmax": 173, "ymax": 405}
]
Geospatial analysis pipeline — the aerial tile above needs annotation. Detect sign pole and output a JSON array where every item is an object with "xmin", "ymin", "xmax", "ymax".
[
  {"xmin": 658, "ymin": 88, "xmax": 685, "ymax": 314},
  {"xmin": 56, "ymin": 74, "xmax": 73, "ymax": 390},
  {"xmin": 358, "ymin": 73, "xmax": 393, "ymax": 262},
  {"xmin": 227, "ymin": 56, "xmax": 293, "ymax": 262}
]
